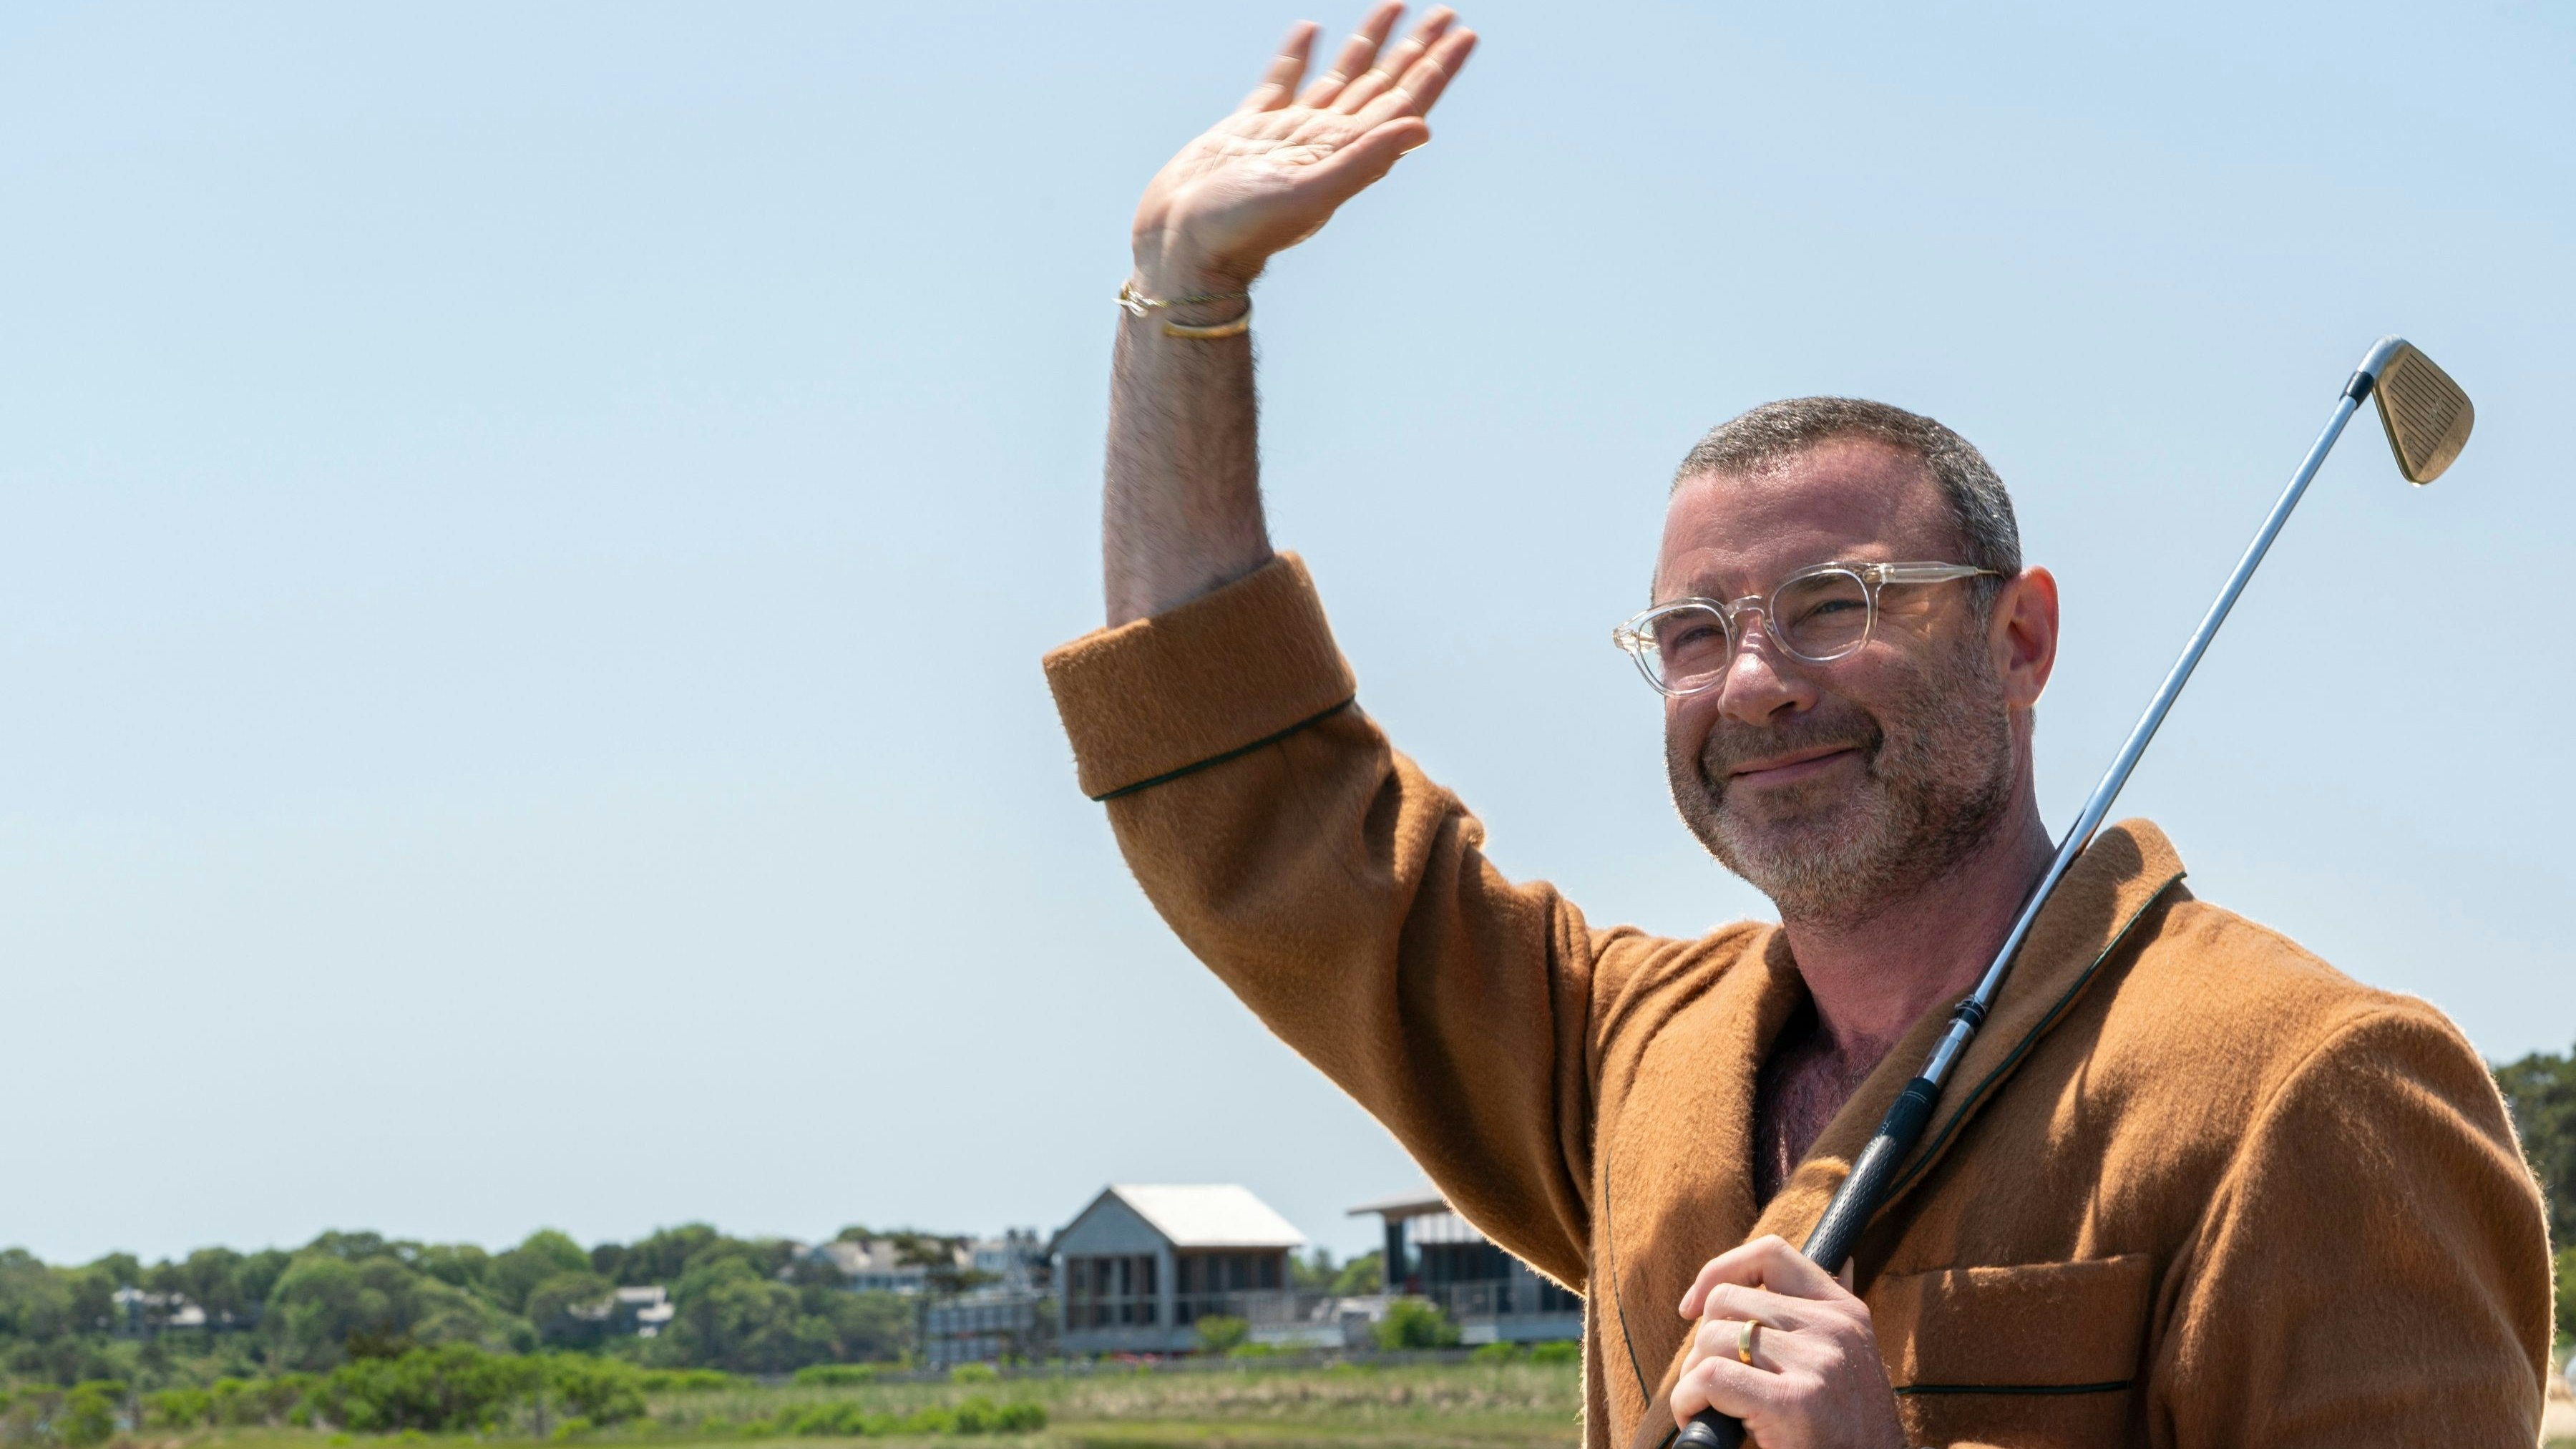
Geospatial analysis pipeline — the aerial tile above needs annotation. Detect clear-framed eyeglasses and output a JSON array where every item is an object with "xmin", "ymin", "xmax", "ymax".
[{"xmin": 1611, "ymin": 561, "xmax": 1999, "ymax": 698}]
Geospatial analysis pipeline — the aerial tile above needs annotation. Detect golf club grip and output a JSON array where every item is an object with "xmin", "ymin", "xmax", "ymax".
[
  {"xmin": 1805, "ymin": 1075, "xmax": 1939, "ymax": 1268},
  {"xmin": 1672, "ymin": 1412, "xmax": 1745, "ymax": 1449},
  {"xmin": 1672, "ymin": 1079, "xmax": 1941, "ymax": 1449}
]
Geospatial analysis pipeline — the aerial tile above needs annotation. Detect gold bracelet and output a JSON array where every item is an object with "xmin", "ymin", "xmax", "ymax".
[
  {"xmin": 1159, "ymin": 305, "xmax": 1252, "ymax": 341},
  {"xmin": 1117, "ymin": 278, "xmax": 1253, "ymax": 340}
]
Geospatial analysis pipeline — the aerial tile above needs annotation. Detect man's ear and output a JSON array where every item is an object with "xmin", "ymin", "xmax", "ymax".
[{"xmin": 1991, "ymin": 566, "xmax": 2059, "ymax": 710}]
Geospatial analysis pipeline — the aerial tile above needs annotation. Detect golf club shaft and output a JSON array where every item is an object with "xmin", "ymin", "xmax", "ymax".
[{"xmin": 1674, "ymin": 375, "xmax": 2376, "ymax": 1449}]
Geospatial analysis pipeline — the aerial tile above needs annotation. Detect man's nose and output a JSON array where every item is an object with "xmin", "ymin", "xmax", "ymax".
[{"xmin": 1712, "ymin": 618, "xmax": 1818, "ymax": 727}]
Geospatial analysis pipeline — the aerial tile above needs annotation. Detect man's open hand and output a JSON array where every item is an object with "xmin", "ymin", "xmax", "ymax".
[
  {"xmin": 1131, "ymin": 2, "xmax": 1476, "ymax": 296},
  {"xmin": 1673, "ymin": 1236, "xmax": 1907, "ymax": 1449}
]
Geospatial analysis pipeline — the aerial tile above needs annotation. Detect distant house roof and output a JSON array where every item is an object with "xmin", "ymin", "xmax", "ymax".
[
  {"xmin": 810, "ymin": 1240, "xmax": 886, "ymax": 1276},
  {"xmin": 810, "ymin": 1239, "xmax": 930, "ymax": 1276},
  {"xmin": 1063, "ymin": 1184, "xmax": 1307, "ymax": 1250},
  {"xmin": 1115, "ymin": 1184, "xmax": 1306, "ymax": 1248},
  {"xmin": 1347, "ymin": 1184, "xmax": 1450, "ymax": 1221}
]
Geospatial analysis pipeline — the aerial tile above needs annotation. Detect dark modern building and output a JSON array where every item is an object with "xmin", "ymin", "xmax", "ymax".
[{"xmin": 1350, "ymin": 1186, "xmax": 1582, "ymax": 1345}]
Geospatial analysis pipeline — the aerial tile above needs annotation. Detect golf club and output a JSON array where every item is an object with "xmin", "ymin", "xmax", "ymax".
[{"xmin": 1673, "ymin": 335, "xmax": 2476, "ymax": 1449}]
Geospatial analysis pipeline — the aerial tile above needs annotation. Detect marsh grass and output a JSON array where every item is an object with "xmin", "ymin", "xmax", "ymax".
[{"xmin": 92, "ymin": 1362, "xmax": 1582, "ymax": 1449}]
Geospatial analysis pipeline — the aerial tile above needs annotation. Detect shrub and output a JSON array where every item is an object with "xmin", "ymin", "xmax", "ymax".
[
  {"xmin": 313, "ymin": 1342, "xmax": 542, "ymax": 1433},
  {"xmin": 951, "ymin": 1395, "xmax": 1043, "ymax": 1435},
  {"xmin": 1470, "ymin": 1342, "xmax": 1522, "ymax": 1363},
  {"xmin": 639, "ymin": 1368, "xmax": 738, "ymax": 1393},
  {"xmin": 58, "ymin": 1384, "xmax": 119, "ymax": 1449},
  {"xmin": 1528, "ymin": 1340, "xmax": 1580, "ymax": 1365},
  {"xmin": 952, "ymin": 1396, "xmax": 1001, "ymax": 1435},
  {"xmin": 1373, "ymin": 1298, "xmax": 1460, "ymax": 1350},
  {"xmin": 790, "ymin": 1364, "xmax": 878, "ymax": 1387},
  {"xmin": 146, "ymin": 1385, "xmax": 213, "ymax": 1428},
  {"xmin": 550, "ymin": 1418, "xmax": 594, "ymax": 1441},
  {"xmin": 784, "ymin": 1401, "xmax": 870, "ymax": 1436},
  {"xmin": 1192, "ymin": 1314, "xmax": 1249, "ymax": 1353},
  {"xmin": 545, "ymin": 1353, "xmax": 647, "ymax": 1425},
  {"xmin": 1223, "ymin": 1342, "xmax": 1279, "ymax": 1360},
  {"xmin": 2557, "ymin": 1247, "xmax": 2575, "ymax": 1347},
  {"xmin": 948, "ymin": 1362, "xmax": 998, "ymax": 1384}
]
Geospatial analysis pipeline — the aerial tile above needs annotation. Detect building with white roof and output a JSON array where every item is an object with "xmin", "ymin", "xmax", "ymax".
[{"xmin": 1050, "ymin": 1184, "xmax": 1307, "ymax": 1355}]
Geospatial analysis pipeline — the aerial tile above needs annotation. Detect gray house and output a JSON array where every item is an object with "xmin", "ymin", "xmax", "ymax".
[{"xmin": 1051, "ymin": 1184, "xmax": 1306, "ymax": 1355}]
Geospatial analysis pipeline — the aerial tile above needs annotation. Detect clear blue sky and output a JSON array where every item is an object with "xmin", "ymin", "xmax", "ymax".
[{"xmin": 1, "ymin": 1, "xmax": 2569, "ymax": 1268}]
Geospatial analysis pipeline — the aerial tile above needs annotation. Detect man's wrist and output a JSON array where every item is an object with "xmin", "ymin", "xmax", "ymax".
[
  {"xmin": 1121, "ymin": 270, "xmax": 1254, "ymax": 331},
  {"xmin": 1131, "ymin": 234, "xmax": 1257, "ymax": 303}
]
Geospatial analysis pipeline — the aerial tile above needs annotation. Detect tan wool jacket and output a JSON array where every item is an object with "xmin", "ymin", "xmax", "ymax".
[{"xmin": 1043, "ymin": 555, "xmax": 2554, "ymax": 1449}]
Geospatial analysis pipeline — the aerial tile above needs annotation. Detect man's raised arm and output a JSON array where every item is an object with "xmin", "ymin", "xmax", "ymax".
[
  {"xmin": 1053, "ymin": 8, "xmax": 1649, "ymax": 1298},
  {"xmin": 1103, "ymin": 2, "xmax": 1474, "ymax": 625}
]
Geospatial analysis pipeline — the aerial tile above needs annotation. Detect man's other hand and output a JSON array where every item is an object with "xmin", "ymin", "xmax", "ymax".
[
  {"xmin": 1672, "ymin": 1236, "xmax": 1907, "ymax": 1449},
  {"xmin": 1131, "ymin": 2, "xmax": 1476, "ymax": 296}
]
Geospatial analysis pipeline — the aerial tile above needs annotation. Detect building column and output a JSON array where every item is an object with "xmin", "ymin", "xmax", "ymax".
[
  {"xmin": 1156, "ymin": 1244, "xmax": 1177, "ymax": 1345},
  {"xmin": 1383, "ymin": 1218, "xmax": 1410, "ymax": 1294}
]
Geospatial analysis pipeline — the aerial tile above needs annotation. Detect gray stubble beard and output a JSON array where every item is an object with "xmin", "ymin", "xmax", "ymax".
[{"xmin": 1667, "ymin": 639, "xmax": 2019, "ymax": 930}]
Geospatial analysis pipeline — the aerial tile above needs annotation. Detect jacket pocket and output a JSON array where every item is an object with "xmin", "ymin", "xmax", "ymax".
[{"xmin": 1869, "ymin": 1253, "xmax": 2152, "ymax": 1448}]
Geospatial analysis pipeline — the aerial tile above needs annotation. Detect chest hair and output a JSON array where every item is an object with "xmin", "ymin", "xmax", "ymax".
[{"xmin": 1752, "ymin": 1002, "xmax": 1890, "ymax": 1209}]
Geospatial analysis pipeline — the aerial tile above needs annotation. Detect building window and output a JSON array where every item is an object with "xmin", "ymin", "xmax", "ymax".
[
  {"xmin": 1172, "ymin": 1251, "xmax": 1287, "ymax": 1325},
  {"xmin": 1066, "ymin": 1254, "xmax": 1159, "ymax": 1330}
]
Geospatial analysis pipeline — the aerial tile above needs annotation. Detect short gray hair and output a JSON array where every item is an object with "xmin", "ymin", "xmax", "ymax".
[{"xmin": 1672, "ymin": 397, "xmax": 2022, "ymax": 580}]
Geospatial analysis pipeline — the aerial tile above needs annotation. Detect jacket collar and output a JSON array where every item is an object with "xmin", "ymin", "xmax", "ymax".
[
  {"xmin": 1752, "ymin": 819, "xmax": 2187, "ymax": 1252},
  {"xmin": 1624, "ymin": 819, "xmax": 2187, "ymax": 1449}
]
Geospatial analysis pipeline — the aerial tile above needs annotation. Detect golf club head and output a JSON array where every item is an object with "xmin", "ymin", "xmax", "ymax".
[{"xmin": 2364, "ymin": 338, "xmax": 2474, "ymax": 484}]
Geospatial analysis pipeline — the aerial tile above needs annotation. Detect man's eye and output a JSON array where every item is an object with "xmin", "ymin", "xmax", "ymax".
[{"xmin": 1657, "ymin": 621, "xmax": 1726, "ymax": 656}]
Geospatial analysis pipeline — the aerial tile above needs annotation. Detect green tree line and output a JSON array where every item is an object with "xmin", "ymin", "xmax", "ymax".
[
  {"xmin": 0, "ymin": 1224, "xmax": 933, "ymax": 1390},
  {"xmin": 4, "ymin": 1035, "xmax": 2565, "ymax": 1397},
  {"xmin": 2492, "ymin": 1040, "xmax": 2576, "ymax": 1344}
]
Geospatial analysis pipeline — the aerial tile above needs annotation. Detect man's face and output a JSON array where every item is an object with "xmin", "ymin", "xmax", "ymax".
[{"xmin": 1655, "ymin": 439, "xmax": 2026, "ymax": 924}]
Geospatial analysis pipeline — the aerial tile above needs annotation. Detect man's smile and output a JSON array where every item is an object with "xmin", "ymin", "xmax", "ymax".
[{"xmin": 1725, "ymin": 743, "xmax": 1863, "ymax": 786}]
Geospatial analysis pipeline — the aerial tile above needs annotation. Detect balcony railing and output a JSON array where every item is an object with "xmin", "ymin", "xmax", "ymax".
[{"xmin": 1167, "ymin": 1284, "xmax": 1577, "ymax": 1332}]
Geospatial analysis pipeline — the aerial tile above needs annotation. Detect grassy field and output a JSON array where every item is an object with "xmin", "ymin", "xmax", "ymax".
[
  {"xmin": 72, "ymin": 1363, "xmax": 2576, "ymax": 1449},
  {"xmin": 113, "ymin": 1362, "xmax": 1584, "ymax": 1449}
]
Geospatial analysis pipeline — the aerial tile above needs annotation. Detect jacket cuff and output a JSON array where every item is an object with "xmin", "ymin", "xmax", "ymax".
[{"xmin": 1043, "ymin": 553, "xmax": 1357, "ymax": 801}]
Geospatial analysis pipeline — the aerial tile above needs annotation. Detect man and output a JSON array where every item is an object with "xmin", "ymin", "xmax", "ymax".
[{"xmin": 1042, "ymin": 7, "xmax": 2554, "ymax": 1445}]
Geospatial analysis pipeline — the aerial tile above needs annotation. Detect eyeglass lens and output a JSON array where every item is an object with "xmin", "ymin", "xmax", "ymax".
[{"xmin": 1646, "ymin": 570, "xmax": 1871, "ymax": 692}]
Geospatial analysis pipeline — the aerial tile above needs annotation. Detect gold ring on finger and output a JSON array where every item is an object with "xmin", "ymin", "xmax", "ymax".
[{"xmin": 1737, "ymin": 1318, "xmax": 1762, "ymax": 1366}]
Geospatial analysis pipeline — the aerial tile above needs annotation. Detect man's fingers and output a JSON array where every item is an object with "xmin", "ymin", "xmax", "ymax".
[
  {"xmin": 1332, "ymin": 6, "xmax": 1451, "ymax": 112},
  {"xmin": 1240, "ymin": 21, "xmax": 1319, "ymax": 112},
  {"xmin": 1396, "ymin": 26, "xmax": 1473, "ymax": 114},
  {"xmin": 1669, "ymin": 1352, "xmax": 1779, "ymax": 1426},
  {"xmin": 1677, "ymin": 1235, "xmax": 1847, "ymax": 1319},
  {"xmin": 1352, "ymin": 24, "xmax": 1473, "ymax": 125},
  {"xmin": 1299, "ymin": 1, "xmax": 1405, "ymax": 108},
  {"xmin": 1298, "ymin": 114, "xmax": 1428, "ymax": 198},
  {"xmin": 1697, "ymin": 1284, "xmax": 1824, "ymax": 1340},
  {"xmin": 1688, "ymin": 1317, "xmax": 1789, "ymax": 1374}
]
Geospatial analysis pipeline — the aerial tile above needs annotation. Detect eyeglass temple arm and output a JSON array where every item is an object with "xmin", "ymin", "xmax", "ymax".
[
  {"xmin": 1867, "ymin": 562, "xmax": 1998, "ymax": 584},
  {"xmin": 1674, "ymin": 377, "xmax": 2379, "ymax": 1449}
]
